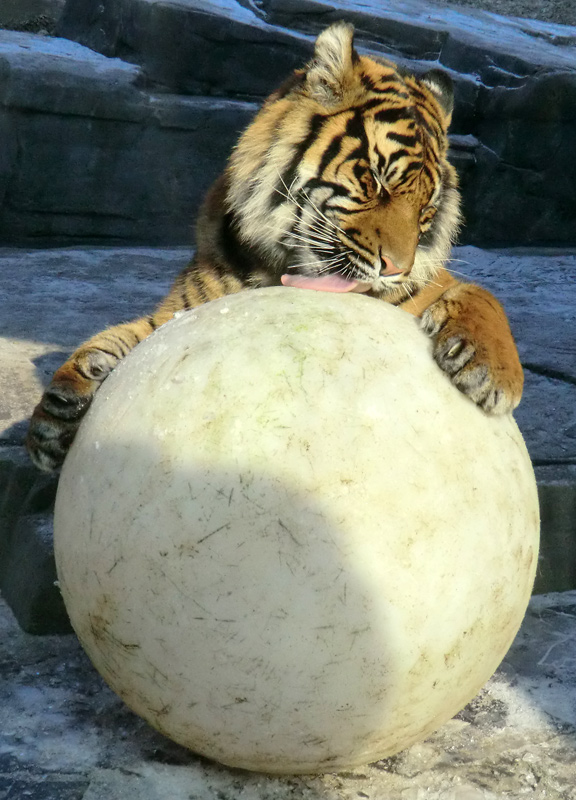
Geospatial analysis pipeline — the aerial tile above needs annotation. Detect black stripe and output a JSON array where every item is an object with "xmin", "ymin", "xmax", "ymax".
[
  {"xmin": 374, "ymin": 145, "xmax": 387, "ymax": 173},
  {"xmin": 190, "ymin": 273, "xmax": 210, "ymax": 305},
  {"xmin": 76, "ymin": 364, "xmax": 96, "ymax": 381},
  {"xmin": 346, "ymin": 144, "xmax": 366, "ymax": 162},
  {"xmin": 327, "ymin": 203, "xmax": 367, "ymax": 215},
  {"xmin": 344, "ymin": 226, "xmax": 361, "ymax": 238},
  {"xmin": 270, "ymin": 113, "xmax": 327, "ymax": 210},
  {"xmin": 345, "ymin": 110, "xmax": 367, "ymax": 140},
  {"xmin": 378, "ymin": 88, "xmax": 410, "ymax": 99},
  {"xmin": 374, "ymin": 107, "xmax": 411, "ymax": 125},
  {"xmin": 388, "ymin": 132, "xmax": 418, "ymax": 148},
  {"xmin": 360, "ymin": 97, "xmax": 402, "ymax": 113},
  {"xmin": 343, "ymin": 110, "xmax": 370, "ymax": 168},
  {"xmin": 403, "ymin": 166, "xmax": 422, "ymax": 185},
  {"xmin": 219, "ymin": 210, "xmax": 268, "ymax": 282},
  {"xmin": 386, "ymin": 149, "xmax": 411, "ymax": 168},
  {"xmin": 411, "ymin": 107, "xmax": 436, "ymax": 137},
  {"xmin": 317, "ymin": 134, "xmax": 344, "ymax": 176},
  {"xmin": 353, "ymin": 162, "xmax": 367, "ymax": 184},
  {"xmin": 90, "ymin": 347, "xmax": 119, "ymax": 360},
  {"xmin": 342, "ymin": 227, "xmax": 371, "ymax": 257},
  {"xmin": 360, "ymin": 73, "xmax": 378, "ymax": 93},
  {"xmin": 110, "ymin": 334, "xmax": 134, "ymax": 354},
  {"xmin": 390, "ymin": 159, "xmax": 422, "ymax": 180},
  {"xmin": 421, "ymin": 161, "xmax": 436, "ymax": 183},
  {"xmin": 302, "ymin": 177, "xmax": 350, "ymax": 197},
  {"xmin": 409, "ymin": 85, "xmax": 434, "ymax": 107},
  {"xmin": 180, "ymin": 285, "xmax": 191, "ymax": 309},
  {"xmin": 360, "ymin": 73, "xmax": 409, "ymax": 98}
]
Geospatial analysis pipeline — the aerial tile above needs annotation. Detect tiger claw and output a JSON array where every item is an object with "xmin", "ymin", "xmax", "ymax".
[
  {"xmin": 41, "ymin": 385, "xmax": 93, "ymax": 421},
  {"xmin": 420, "ymin": 286, "xmax": 523, "ymax": 416},
  {"xmin": 433, "ymin": 334, "xmax": 475, "ymax": 376}
]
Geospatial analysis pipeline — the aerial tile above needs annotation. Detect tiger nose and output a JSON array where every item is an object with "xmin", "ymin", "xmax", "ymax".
[{"xmin": 379, "ymin": 255, "xmax": 404, "ymax": 277}]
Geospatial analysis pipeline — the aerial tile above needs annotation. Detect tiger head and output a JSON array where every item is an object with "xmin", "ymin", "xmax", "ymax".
[{"xmin": 225, "ymin": 22, "xmax": 461, "ymax": 302}]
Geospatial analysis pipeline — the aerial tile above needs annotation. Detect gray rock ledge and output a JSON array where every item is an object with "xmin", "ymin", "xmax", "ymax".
[{"xmin": 1, "ymin": 0, "xmax": 575, "ymax": 246}]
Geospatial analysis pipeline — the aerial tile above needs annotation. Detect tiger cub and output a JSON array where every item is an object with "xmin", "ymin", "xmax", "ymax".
[{"xmin": 27, "ymin": 22, "xmax": 523, "ymax": 472}]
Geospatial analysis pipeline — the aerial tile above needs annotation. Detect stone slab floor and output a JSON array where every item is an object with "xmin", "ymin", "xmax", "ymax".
[{"xmin": 1, "ymin": 591, "xmax": 576, "ymax": 800}]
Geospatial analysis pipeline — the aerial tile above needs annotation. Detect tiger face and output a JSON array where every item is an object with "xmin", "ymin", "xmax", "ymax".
[{"xmin": 226, "ymin": 22, "xmax": 461, "ymax": 303}]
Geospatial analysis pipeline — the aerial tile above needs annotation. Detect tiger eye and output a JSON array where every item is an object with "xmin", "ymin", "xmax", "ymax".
[{"xmin": 355, "ymin": 165, "xmax": 378, "ymax": 199}]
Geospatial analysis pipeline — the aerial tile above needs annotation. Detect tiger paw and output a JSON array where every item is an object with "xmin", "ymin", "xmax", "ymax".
[
  {"xmin": 26, "ymin": 350, "xmax": 117, "ymax": 471},
  {"xmin": 420, "ymin": 284, "xmax": 524, "ymax": 415}
]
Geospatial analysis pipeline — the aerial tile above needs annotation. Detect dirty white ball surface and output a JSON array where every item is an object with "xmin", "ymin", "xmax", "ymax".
[{"xmin": 54, "ymin": 288, "xmax": 539, "ymax": 774}]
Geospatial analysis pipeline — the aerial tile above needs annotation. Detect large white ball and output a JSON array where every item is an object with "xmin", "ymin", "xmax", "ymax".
[{"xmin": 54, "ymin": 288, "xmax": 539, "ymax": 774}]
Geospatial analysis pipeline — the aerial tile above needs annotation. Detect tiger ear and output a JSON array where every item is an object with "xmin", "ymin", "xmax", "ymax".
[
  {"xmin": 306, "ymin": 22, "xmax": 360, "ymax": 107},
  {"xmin": 420, "ymin": 69, "xmax": 454, "ymax": 122}
]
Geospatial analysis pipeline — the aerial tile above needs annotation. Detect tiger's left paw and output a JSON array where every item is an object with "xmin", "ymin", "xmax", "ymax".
[{"xmin": 420, "ymin": 285, "xmax": 524, "ymax": 415}]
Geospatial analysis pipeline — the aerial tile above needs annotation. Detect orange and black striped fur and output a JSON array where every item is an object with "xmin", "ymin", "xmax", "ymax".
[{"xmin": 27, "ymin": 23, "xmax": 523, "ymax": 472}]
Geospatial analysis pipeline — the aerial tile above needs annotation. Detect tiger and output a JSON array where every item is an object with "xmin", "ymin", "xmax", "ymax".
[{"xmin": 26, "ymin": 22, "xmax": 524, "ymax": 472}]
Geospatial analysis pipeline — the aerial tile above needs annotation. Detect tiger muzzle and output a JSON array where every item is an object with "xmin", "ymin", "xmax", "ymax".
[{"xmin": 343, "ymin": 194, "xmax": 422, "ymax": 278}]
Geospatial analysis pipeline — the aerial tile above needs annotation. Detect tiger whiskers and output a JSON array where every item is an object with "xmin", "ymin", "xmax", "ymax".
[
  {"xmin": 408, "ymin": 276, "xmax": 444, "ymax": 290},
  {"xmin": 301, "ymin": 191, "xmax": 347, "ymax": 242},
  {"xmin": 289, "ymin": 254, "xmax": 348, "ymax": 272},
  {"xmin": 415, "ymin": 248, "xmax": 472, "ymax": 276},
  {"xmin": 443, "ymin": 265, "xmax": 472, "ymax": 279},
  {"xmin": 280, "ymin": 218, "xmax": 346, "ymax": 269},
  {"xmin": 266, "ymin": 218, "xmax": 337, "ymax": 254},
  {"xmin": 272, "ymin": 170, "xmax": 364, "ymax": 280},
  {"xmin": 419, "ymin": 254, "xmax": 471, "ymax": 278},
  {"xmin": 415, "ymin": 256, "xmax": 471, "ymax": 281},
  {"xmin": 402, "ymin": 282, "xmax": 415, "ymax": 301},
  {"xmin": 273, "ymin": 171, "xmax": 346, "ymax": 240},
  {"xmin": 270, "ymin": 190, "xmax": 342, "ymax": 250},
  {"xmin": 281, "ymin": 231, "xmax": 335, "ymax": 250},
  {"xmin": 282, "ymin": 222, "xmax": 337, "ymax": 248}
]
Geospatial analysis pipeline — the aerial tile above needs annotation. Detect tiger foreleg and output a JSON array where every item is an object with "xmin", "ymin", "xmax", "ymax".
[
  {"xmin": 26, "ymin": 259, "xmax": 247, "ymax": 471},
  {"xmin": 420, "ymin": 282, "xmax": 524, "ymax": 414},
  {"xmin": 26, "ymin": 315, "xmax": 160, "ymax": 472}
]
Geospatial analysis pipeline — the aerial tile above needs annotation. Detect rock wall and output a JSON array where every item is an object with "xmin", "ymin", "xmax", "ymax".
[
  {"xmin": 0, "ymin": 0, "xmax": 575, "ymax": 246},
  {"xmin": 0, "ymin": 31, "xmax": 257, "ymax": 244}
]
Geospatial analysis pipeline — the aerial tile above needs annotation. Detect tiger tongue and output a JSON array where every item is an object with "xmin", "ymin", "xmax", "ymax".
[{"xmin": 281, "ymin": 274, "xmax": 364, "ymax": 293}]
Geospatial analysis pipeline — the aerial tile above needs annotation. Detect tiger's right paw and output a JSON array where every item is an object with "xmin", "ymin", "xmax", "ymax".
[
  {"xmin": 26, "ymin": 398, "xmax": 88, "ymax": 472},
  {"xmin": 26, "ymin": 350, "xmax": 116, "ymax": 471}
]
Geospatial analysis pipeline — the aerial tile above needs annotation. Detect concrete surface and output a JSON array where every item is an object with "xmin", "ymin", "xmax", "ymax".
[{"xmin": 1, "ymin": 589, "xmax": 576, "ymax": 798}]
